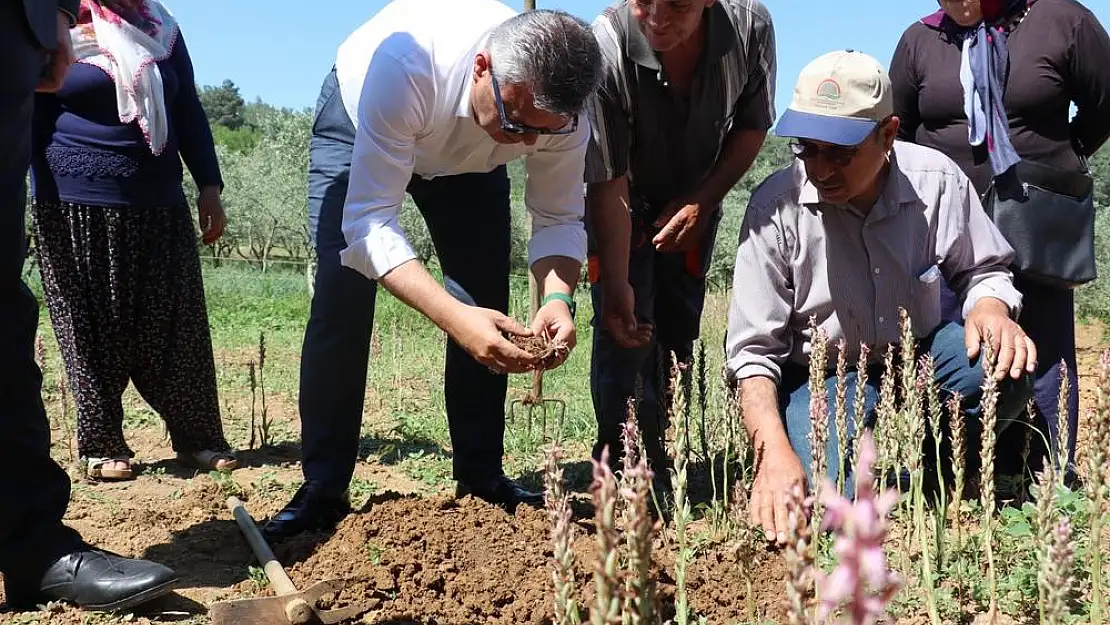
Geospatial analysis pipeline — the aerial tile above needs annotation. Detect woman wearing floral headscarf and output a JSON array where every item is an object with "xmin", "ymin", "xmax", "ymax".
[
  {"xmin": 30, "ymin": 0, "xmax": 237, "ymax": 480},
  {"xmin": 890, "ymin": 0, "xmax": 1110, "ymax": 485}
]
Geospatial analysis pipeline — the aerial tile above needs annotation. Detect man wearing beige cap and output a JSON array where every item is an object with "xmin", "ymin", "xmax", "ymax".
[{"xmin": 723, "ymin": 50, "xmax": 1036, "ymax": 543}]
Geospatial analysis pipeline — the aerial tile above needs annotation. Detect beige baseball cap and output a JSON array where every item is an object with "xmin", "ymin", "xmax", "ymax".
[{"xmin": 774, "ymin": 49, "xmax": 892, "ymax": 146}]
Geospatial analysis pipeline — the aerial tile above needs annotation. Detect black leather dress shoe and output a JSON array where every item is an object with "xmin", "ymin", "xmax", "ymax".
[
  {"xmin": 455, "ymin": 475, "xmax": 544, "ymax": 512},
  {"xmin": 261, "ymin": 481, "xmax": 351, "ymax": 543},
  {"xmin": 5, "ymin": 550, "xmax": 176, "ymax": 612}
]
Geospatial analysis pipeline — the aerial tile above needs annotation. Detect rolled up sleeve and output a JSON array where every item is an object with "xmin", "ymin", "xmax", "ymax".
[
  {"xmin": 522, "ymin": 123, "xmax": 590, "ymax": 266},
  {"xmin": 724, "ymin": 201, "xmax": 794, "ymax": 384},
  {"xmin": 938, "ymin": 172, "xmax": 1024, "ymax": 319},
  {"xmin": 338, "ymin": 52, "xmax": 427, "ymax": 281}
]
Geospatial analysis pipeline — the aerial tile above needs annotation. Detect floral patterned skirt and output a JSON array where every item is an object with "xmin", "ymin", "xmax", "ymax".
[{"xmin": 31, "ymin": 200, "xmax": 231, "ymax": 459}]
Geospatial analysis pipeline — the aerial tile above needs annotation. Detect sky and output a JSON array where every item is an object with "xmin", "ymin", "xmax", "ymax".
[{"xmin": 175, "ymin": 0, "xmax": 1110, "ymax": 118}]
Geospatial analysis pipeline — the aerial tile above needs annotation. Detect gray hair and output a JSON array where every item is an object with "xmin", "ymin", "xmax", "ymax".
[{"xmin": 487, "ymin": 10, "xmax": 603, "ymax": 118}]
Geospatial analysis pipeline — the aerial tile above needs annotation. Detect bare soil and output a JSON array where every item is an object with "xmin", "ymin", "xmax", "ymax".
[
  {"xmin": 278, "ymin": 494, "xmax": 788, "ymax": 624},
  {"xmin": 1074, "ymin": 320, "xmax": 1106, "ymax": 480},
  {"xmin": 0, "ymin": 322, "xmax": 1105, "ymax": 624},
  {"xmin": 0, "ymin": 467, "xmax": 787, "ymax": 624}
]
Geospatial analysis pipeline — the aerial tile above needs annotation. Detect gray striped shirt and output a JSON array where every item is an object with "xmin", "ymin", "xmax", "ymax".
[
  {"xmin": 584, "ymin": 0, "xmax": 777, "ymax": 213},
  {"xmin": 724, "ymin": 141, "xmax": 1024, "ymax": 384}
]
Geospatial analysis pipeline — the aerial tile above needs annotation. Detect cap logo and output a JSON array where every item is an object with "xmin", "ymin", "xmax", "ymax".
[{"xmin": 816, "ymin": 78, "xmax": 841, "ymax": 101}]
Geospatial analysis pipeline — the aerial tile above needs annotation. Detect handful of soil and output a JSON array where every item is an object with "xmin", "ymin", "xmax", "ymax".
[{"xmin": 510, "ymin": 333, "xmax": 569, "ymax": 370}]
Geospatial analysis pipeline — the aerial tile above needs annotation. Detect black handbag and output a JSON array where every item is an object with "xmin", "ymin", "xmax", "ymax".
[{"xmin": 982, "ymin": 154, "xmax": 1097, "ymax": 289}]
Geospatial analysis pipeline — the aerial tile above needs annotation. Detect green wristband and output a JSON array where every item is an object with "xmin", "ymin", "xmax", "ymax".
[{"xmin": 542, "ymin": 292, "xmax": 576, "ymax": 318}]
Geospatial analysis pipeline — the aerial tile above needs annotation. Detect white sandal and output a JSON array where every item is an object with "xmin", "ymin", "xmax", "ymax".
[
  {"xmin": 178, "ymin": 450, "xmax": 239, "ymax": 472},
  {"xmin": 85, "ymin": 456, "xmax": 134, "ymax": 481}
]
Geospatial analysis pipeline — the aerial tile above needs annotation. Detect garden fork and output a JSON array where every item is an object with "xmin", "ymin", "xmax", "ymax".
[
  {"xmin": 509, "ymin": 362, "xmax": 566, "ymax": 444},
  {"xmin": 508, "ymin": 277, "xmax": 566, "ymax": 444}
]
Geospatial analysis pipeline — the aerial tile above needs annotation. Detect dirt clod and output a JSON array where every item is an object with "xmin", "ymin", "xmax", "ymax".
[{"xmin": 510, "ymin": 334, "xmax": 569, "ymax": 370}]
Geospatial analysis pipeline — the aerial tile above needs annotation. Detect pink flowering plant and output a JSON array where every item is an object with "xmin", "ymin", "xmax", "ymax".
[
  {"xmin": 816, "ymin": 430, "xmax": 902, "ymax": 624},
  {"xmin": 533, "ymin": 329, "xmax": 1109, "ymax": 622}
]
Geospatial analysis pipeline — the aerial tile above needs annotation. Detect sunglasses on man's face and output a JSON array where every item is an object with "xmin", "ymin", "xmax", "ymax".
[
  {"xmin": 491, "ymin": 73, "xmax": 578, "ymax": 136},
  {"xmin": 789, "ymin": 120, "xmax": 890, "ymax": 167},
  {"xmin": 788, "ymin": 140, "xmax": 868, "ymax": 168}
]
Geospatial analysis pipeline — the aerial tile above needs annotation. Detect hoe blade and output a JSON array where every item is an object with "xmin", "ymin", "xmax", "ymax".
[
  {"xmin": 209, "ymin": 580, "xmax": 366, "ymax": 625},
  {"xmin": 209, "ymin": 594, "xmax": 295, "ymax": 625}
]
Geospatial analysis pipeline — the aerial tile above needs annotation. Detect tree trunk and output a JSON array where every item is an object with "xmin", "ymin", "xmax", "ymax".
[{"xmin": 262, "ymin": 219, "xmax": 280, "ymax": 273}]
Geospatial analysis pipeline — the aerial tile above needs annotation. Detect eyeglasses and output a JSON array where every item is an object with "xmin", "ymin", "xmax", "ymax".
[
  {"xmin": 789, "ymin": 118, "xmax": 893, "ymax": 167},
  {"xmin": 491, "ymin": 73, "xmax": 578, "ymax": 136},
  {"xmin": 630, "ymin": 0, "xmax": 697, "ymax": 12},
  {"xmin": 788, "ymin": 139, "xmax": 867, "ymax": 168}
]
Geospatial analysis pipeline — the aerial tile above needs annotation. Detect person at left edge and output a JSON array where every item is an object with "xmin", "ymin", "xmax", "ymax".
[
  {"xmin": 261, "ymin": 0, "xmax": 603, "ymax": 542},
  {"xmin": 1, "ymin": 0, "xmax": 176, "ymax": 612}
]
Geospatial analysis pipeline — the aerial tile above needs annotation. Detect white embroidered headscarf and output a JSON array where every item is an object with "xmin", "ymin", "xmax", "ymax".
[{"xmin": 71, "ymin": 0, "xmax": 180, "ymax": 155}]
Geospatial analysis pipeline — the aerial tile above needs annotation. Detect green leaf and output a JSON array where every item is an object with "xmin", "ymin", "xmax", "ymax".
[
  {"xmin": 1003, "ymin": 520, "xmax": 1033, "ymax": 537},
  {"xmin": 1057, "ymin": 487, "xmax": 1086, "ymax": 513}
]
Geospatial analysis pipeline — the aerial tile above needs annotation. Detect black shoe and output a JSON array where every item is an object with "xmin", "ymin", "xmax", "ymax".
[
  {"xmin": 261, "ymin": 481, "xmax": 351, "ymax": 543},
  {"xmin": 5, "ymin": 550, "xmax": 176, "ymax": 612},
  {"xmin": 455, "ymin": 475, "xmax": 543, "ymax": 512}
]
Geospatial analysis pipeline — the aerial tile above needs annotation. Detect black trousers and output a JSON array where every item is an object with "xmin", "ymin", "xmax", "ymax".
[
  {"xmin": 299, "ymin": 68, "xmax": 513, "ymax": 497},
  {"xmin": 0, "ymin": 2, "xmax": 85, "ymax": 584},
  {"xmin": 586, "ymin": 209, "xmax": 721, "ymax": 472}
]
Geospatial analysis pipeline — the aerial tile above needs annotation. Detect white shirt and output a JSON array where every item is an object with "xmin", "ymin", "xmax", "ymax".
[{"xmin": 334, "ymin": 0, "xmax": 591, "ymax": 280}]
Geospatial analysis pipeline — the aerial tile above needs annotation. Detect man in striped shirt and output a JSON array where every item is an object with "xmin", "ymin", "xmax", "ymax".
[
  {"xmin": 584, "ymin": 0, "xmax": 777, "ymax": 476},
  {"xmin": 725, "ymin": 50, "xmax": 1036, "ymax": 544}
]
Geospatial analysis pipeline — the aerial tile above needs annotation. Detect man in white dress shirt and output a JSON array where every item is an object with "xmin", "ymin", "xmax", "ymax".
[{"xmin": 263, "ymin": 0, "xmax": 602, "ymax": 541}]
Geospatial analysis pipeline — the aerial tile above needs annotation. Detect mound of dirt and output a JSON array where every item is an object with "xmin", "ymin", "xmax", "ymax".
[{"xmin": 281, "ymin": 492, "xmax": 788, "ymax": 624}]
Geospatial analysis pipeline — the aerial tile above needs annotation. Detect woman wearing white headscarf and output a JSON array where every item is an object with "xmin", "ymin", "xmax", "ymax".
[{"xmin": 30, "ymin": 0, "xmax": 237, "ymax": 480}]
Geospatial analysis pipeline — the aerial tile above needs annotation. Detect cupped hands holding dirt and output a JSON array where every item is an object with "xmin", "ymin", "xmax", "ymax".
[
  {"xmin": 448, "ymin": 306, "xmax": 540, "ymax": 374},
  {"xmin": 445, "ymin": 299, "xmax": 575, "ymax": 374}
]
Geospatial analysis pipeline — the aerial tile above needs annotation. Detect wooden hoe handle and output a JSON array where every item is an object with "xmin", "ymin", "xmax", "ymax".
[{"xmin": 227, "ymin": 496, "xmax": 314, "ymax": 624}]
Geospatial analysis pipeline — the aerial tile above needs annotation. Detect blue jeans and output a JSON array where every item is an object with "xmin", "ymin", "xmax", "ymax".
[
  {"xmin": 298, "ymin": 68, "xmax": 513, "ymax": 496},
  {"xmin": 779, "ymin": 321, "xmax": 1034, "ymax": 492},
  {"xmin": 942, "ymin": 276, "xmax": 1078, "ymax": 479}
]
